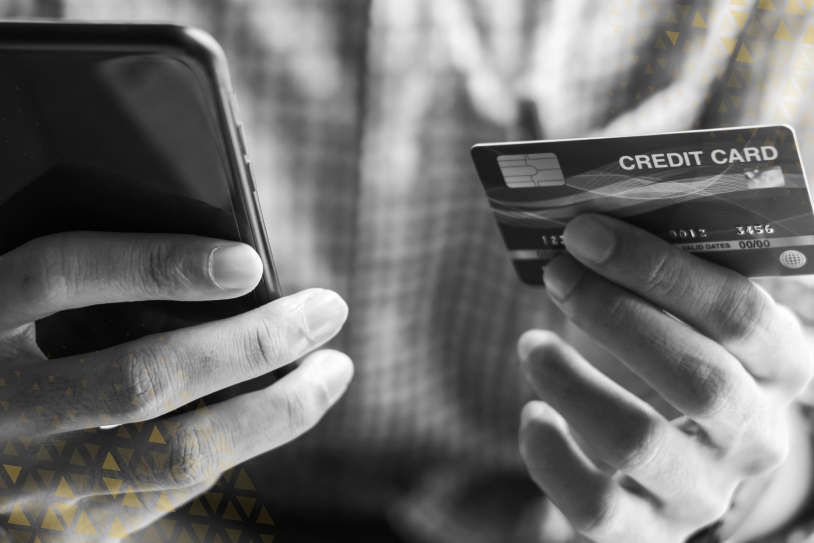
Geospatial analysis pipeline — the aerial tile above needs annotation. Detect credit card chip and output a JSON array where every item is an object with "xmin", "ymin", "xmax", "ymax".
[{"xmin": 497, "ymin": 153, "xmax": 565, "ymax": 188}]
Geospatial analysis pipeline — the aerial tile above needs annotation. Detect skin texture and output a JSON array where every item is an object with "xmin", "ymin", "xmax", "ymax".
[
  {"xmin": 0, "ymin": 231, "xmax": 354, "ymax": 539},
  {"xmin": 518, "ymin": 214, "xmax": 814, "ymax": 542}
]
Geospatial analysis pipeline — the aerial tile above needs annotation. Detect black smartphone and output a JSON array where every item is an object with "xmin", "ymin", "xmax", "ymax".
[{"xmin": 0, "ymin": 22, "xmax": 282, "ymax": 362}]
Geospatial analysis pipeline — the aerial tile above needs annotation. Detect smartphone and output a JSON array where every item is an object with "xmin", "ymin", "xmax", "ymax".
[{"xmin": 0, "ymin": 22, "xmax": 282, "ymax": 366}]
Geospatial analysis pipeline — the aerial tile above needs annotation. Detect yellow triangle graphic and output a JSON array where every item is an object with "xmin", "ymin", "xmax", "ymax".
[
  {"xmin": 192, "ymin": 523, "xmax": 210, "ymax": 541},
  {"xmin": 103, "ymin": 477, "xmax": 123, "ymax": 498},
  {"xmin": 102, "ymin": 452, "xmax": 120, "ymax": 471},
  {"xmin": 194, "ymin": 400, "xmax": 212, "ymax": 418},
  {"xmin": 36, "ymin": 468, "xmax": 54, "ymax": 488},
  {"xmin": 21, "ymin": 472, "xmax": 41, "ymax": 493},
  {"xmin": 69, "ymin": 449, "xmax": 86, "ymax": 466},
  {"xmin": 215, "ymin": 433, "xmax": 234, "ymax": 456},
  {"xmin": 257, "ymin": 505, "xmax": 275, "ymax": 525},
  {"xmin": 74, "ymin": 511, "xmax": 97, "ymax": 535},
  {"xmin": 155, "ymin": 491, "xmax": 176, "ymax": 512},
  {"xmin": 135, "ymin": 456, "xmax": 154, "ymax": 476},
  {"xmin": 188, "ymin": 497, "xmax": 209, "ymax": 517},
  {"xmin": 666, "ymin": 30, "xmax": 680, "ymax": 45},
  {"xmin": 691, "ymin": 11, "xmax": 707, "ymax": 28},
  {"xmin": 148, "ymin": 426, "xmax": 166, "ymax": 444},
  {"xmin": 177, "ymin": 527, "xmax": 195, "ymax": 543},
  {"xmin": 8, "ymin": 502, "xmax": 30, "ymax": 526},
  {"xmin": 85, "ymin": 443, "xmax": 100, "ymax": 460},
  {"xmin": 775, "ymin": 20, "xmax": 795, "ymax": 41},
  {"xmin": 121, "ymin": 486, "xmax": 143, "ymax": 508},
  {"xmin": 223, "ymin": 500, "xmax": 242, "ymax": 521},
  {"xmin": 142, "ymin": 524, "xmax": 163, "ymax": 543},
  {"xmin": 150, "ymin": 451, "xmax": 168, "ymax": 470},
  {"xmin": 41, "ymin": 506, "xmax": 64, "ymax": 531},
  {"xmin": 757, "ymin": 0, "xmax": 776, "ymax": 10},
  {"xmin": 36, "ymin": 445, "xmax": 51, "ymax": 461},
  {"xmin": 158, "ymin": 519, "xmax": 177, "ymax": 537},
  {"xmin": 787, "ymin": 0, "xmax": 805, "ymax": 13},
  {"xmin": 205, "ymin": 492, "xmax": 223, "ymax": 512},
  {"xmin": 4, "ymin": 464, "xmax": 21, "ymax": 484},
  {"xmin": 55, "ymin": 503, "xmax": 78, "ymax": 525},
  {"xmin": 234, "ymin": 468, "xmax": 256, "ymax": 491},
  {"xmin": 163, "ymin": 421, "xmax": 181, "ymax": 438},
  {"xmin": 237, "ymin": 496, "xmax": 256, "ymax": 517},
  {"xmin": 109, "ymin": 516, "xmax": 131, "ymax": 539},
  {"xmin": 117, "ymin": 448, "xmax": 134, "ymax": 465},
  {"xmin": 69, "ymin": 473, "xmax": 89, "ymax": 493},
  {"xmin": 55, "ymin": 477, "xmax": 75, "ymax": 499},
  {"xmin": 736, "ymin": 44, "xmax": 755, "ymax": 63}
]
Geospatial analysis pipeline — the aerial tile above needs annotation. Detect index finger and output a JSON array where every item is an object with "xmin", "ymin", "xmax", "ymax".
[
  {"xmin": 561, "ymin": 214, "xmax": 808, "ymax": 385},
  {"xmin": 12, "ymin": 288, "xmax": 348, "ymax": 431}
]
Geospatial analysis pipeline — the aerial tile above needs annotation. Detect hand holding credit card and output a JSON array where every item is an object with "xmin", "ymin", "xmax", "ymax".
[
  {"xmin": 504, "ymin": 125, "xmax": 814, "ymax": 541},
  {"xmin": 471, "ymin": 124, "xmax": 813, "ymax": 285}
]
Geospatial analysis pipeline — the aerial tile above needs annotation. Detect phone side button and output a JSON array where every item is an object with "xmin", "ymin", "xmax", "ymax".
[{"xmin": 245, "ymin": 155, "xmax": 258, "ymax": 192}]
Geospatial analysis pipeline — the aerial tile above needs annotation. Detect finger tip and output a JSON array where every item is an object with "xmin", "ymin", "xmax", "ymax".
[
  {"xmin": 518, "ymin": 329, "xmax": 555, "ymax": 362},
  {"xmin": 543, "ymin": 255, "xmax": 586, "ymax": 302},
  {"xmin": 521, "ymin": 400, "xmax": 550, "ymax": 427},
  {"xmin": 302, "ymin": 348, "xmax": 355, "ymax": 402},
  {"xmin": 520, "ymin": 401, "xmax": 567, "ymax": 437},
  {"xmin": 210, "ymin": 243, "xmax": 264, "ymax": 291}
]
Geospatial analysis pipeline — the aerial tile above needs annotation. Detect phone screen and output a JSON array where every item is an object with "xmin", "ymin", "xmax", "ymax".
[{"xmin": 0, "ymin": 45, "xmax": 270, "ymax": 358}]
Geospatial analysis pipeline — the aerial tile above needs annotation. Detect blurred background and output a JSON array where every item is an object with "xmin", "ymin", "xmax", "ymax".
[{"xmin": 3, "ymin": 1, "xmax": 814, "ymax": 542}]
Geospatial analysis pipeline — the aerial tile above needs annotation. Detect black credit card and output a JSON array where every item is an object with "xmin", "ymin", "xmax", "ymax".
[{"xmin": 471, "ymin": 125, "xmax": 814, "ymax": 285}]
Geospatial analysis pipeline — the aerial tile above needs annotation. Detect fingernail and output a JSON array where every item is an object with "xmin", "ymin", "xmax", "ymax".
[
  {"xmin": 313, "ymin": 350, "xmax": 354, "ymax": 403},
  {"xmin": 210, "ymin": 245, "xmax": 263, "ymax": 290},
  {"xmin": 544, "ymin": 256, "xmax": 586, "ymax": 302},
  {"xmin": 517, "ymin": 330, "xmax": 551, "ymax": 362},
  {"xmin": 563, "ymin": 215, "xmax": 616, "ymax": 264},
  {"xmin": 521, "ymin": 401, "xmax": 550, "ymax": 426},
  {"xmin": 302, "ymin": 290, "xmax": 348, "ymax": 343}
]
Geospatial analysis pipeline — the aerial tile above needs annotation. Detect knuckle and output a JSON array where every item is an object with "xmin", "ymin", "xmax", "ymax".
[
  {"xmin": 669, "ymin": 344, "xmax": 748, "ymax": 424},
  {"xmin": 131, "ymin": 238, "xmax": 192, "ymax": 298},
  {"xmin": 572, "ymin": 491, "xmax": 622, "ymax": 539},
  {"xmin": 677, "ymin": 487, "xmax": 730, "ymax": 527},
  {"xmin": 709, "ymin": 278, "xmax": 771, "ymax": 347},
  {"xmin": 612, "ymin": 419, "xmax": 663, "ymax": 474},
  {"xmin": 108, "ymin": 349, "xmax": 167, "ymax": 418},
  {"xmin": 740, "ymin": 417, "xmax": 788, "ymax": 475},
  {"xmin": 163, "ymin": 425, "xmax": 216, "ymax": 486},
  {"xmin": 595, "ymin": 293, "xmax": 639, "ymax": 333},
  {"xmin": 640, "ymin": 249, "xmax": 685, "ymax": 298},
  {"xmin": 245, "ymin": 317, "xmax": 289, "ymax": 370},
  {"xmin": 14, "ymin": 237, "xmax": 76, "ymax": 307}
]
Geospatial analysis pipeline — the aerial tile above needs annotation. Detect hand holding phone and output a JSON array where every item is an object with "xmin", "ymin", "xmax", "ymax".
[
  {"xmin": 0, "ymin": 22, "xmax": 354, "ymax": 532},
  {"xmin": 0, "ymin": 230, "xmax": 353, "ymax": 530}
]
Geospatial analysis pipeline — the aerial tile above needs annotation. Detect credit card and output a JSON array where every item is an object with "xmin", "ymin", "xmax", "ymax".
[{"xmin": 471, "ymin": 124, "xmax": 814, "ymax": 286}]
